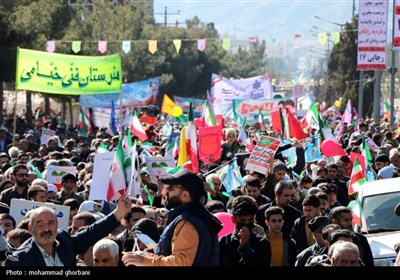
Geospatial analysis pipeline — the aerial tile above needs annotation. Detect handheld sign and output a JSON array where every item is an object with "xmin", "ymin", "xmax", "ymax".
[
  {"xmin": 10, "ymin": 199, "xmax": 70, "ymax": 231},
  {"xmin": 245, "ymin": 135, "xmax": 281, "ymax": 175}
]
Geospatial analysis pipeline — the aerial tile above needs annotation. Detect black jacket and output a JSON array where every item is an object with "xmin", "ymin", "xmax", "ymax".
[{"xmin": 4, "ymin": 212, "xmax": 120, "ymax": 266}]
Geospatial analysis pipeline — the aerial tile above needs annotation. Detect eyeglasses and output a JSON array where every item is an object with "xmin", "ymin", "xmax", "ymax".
[{"xmin": 16, "ymin": 173, "xmax": 29, "ymax": 178}]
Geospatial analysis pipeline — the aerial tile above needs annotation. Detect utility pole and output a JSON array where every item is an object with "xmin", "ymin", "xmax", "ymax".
[
  {"xmin": 390, "ymin": 0, "xmax": 396, "ymax": 126},
  {"xmin": 155, "ymin": 6, "xmax": 180, "ymax": 27},
  {"xmin": 374, "ymin": 70, "xmax": 382, "ymax": 124}
]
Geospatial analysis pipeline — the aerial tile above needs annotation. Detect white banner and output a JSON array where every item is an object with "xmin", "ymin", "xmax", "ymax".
[
  {"xmin": 211, "ymin": 73, "xmax": 273, "ymax": 115},
  {"xmin": 245, "ymin": 136, "xmax": 281, "ymax": 175},
  {"xmin": 40, "ymin": 128, "xmax": 55, "ymax": 145},
  {"xmin": 10, "ymin": 199, "xmax": 70, "ymax": 231},
  {"xmin": 46, "ymin": 165, "xmax": 77, "ymax": 189},
  {"xmin": 90, "ymin": 151, "xmax": 115, "ymax": 201},
  {"xmin": 145, "ymin": 156, "xmax": 175, "ymax": 184},
  {"xmin": 357, "ymin": 0, "xmax": 388, "ymax": 70},
  {"xmin": 90, "ymin": 147, "xmax": 141, "ymax": 200}
]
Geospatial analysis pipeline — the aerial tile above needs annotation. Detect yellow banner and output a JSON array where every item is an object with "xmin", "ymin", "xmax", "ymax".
[{"xmin": 15, "ymin": 48, "xmax": 122, "ymax": 95}]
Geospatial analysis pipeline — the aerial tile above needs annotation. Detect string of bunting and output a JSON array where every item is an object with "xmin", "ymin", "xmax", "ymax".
[{"xmin": 46, "ymin": 36, "xmax": 259, "ymax": 54}]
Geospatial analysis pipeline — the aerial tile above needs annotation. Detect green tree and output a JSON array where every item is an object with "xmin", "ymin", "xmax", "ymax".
[
  {"xmin": 2, "ymin": 0, "xmax": 273, "ymax": 124},
  {"xmin": 323, "ymin": 15, "xmax": 374, "ymax": 117}
]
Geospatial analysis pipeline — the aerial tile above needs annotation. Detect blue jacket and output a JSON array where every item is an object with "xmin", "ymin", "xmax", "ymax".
[
  {"xmin": 4, "ymin": 212, "xmax": 120, "ymax": 266},
  {"xmin": 155, "ymin": 201, "xmax": 223, "ymax": 266}
]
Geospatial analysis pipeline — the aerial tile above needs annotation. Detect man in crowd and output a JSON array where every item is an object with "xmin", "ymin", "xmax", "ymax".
[
  {"xmin": 4, "ymin": 195, "xmax": 131, "ymax": 266},
  {"xmin": 122, "ymin": 170, "xmax": 222, "ymax": 266}
]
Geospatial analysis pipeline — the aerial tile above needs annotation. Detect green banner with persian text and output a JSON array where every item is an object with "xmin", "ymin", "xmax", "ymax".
[{"xmin": 15, "ymin": 48, "xmax": 122, "ymax": 95}]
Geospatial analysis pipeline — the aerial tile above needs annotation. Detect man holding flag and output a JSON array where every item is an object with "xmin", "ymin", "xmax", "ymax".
[{"xmin": 122, "ymin": 169, "xmax": 223, "ymax": 266}]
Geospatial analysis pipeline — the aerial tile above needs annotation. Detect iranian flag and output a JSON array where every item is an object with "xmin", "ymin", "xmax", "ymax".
[
  {"xmin": 130, "ymin": 110, "xmax": 147, "ymax": 141},
  {"xmin": 361, "ymin": 138, "xmax": 373, "ymax": 168},
  {"xmin": 162, "ymin": 161, "xmax": 193, "ymax": 174},
  {"xmin": 258, "ymin": 108, "xmax": 266, "ymax": 130},
  {"xmin": 122, "ymin": 128, "xmax": 133, "ymax": 149},
  {"xmin": 348, "ymin": 158, "xmax": 366, "ymax": 195},
  {"xmin": 232, "ymin": 101, "xmax": 244, "ymax": 126},
  {"xmin": 165, "ymin": 137, "xmax": 179, "ymax": 159},
  {"xmin": 202, "ymin": 98, "xmax": 216, "ymax": 127},
  {"xmin": 79, "ymin": 107, "xmax": 92, "ymax": 136},
  {"xmin": 352, "ymin": 186, "xmax": 368, "ymax": 233},
  {"xmin": 186, "ymin": 103, "xmax": 199, "ymax": 173},
  {"xmin": 107, "ymin": 140, "xmax": 126, "ymax": 201}
]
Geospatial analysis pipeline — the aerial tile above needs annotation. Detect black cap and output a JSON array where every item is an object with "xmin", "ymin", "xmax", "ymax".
[
  {"xmin": 145, "ymin": 183, "xmax": 158, "ymax": 193},
  {"xmin": 375, "ymin": 154, "xmax": 390, "ymax": 164},
  {"xmin": 131, "ymin": 218, "xmax": 160, "ymax": 243},
  {"xmin": 161, "ymin": 169, "xmax": 204, "ymax": 200},
  {"xmin": 308, "ymin": 216, "xmax": 330, "ymax": 232},
  {"xmin": 61, "ymin": 173, "xmax": 77, "ymax": 184},
  {"xmin": 320, "ymin": 184, "xmax": 337, "ymax": 195}
]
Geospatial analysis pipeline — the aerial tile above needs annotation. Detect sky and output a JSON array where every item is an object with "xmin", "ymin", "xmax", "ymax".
[{"xmin": 153, "ymin": 0, "xmax": 357, "ymax": 48}]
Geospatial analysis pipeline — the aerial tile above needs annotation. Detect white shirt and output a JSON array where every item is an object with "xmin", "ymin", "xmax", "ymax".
[{"xmin": 35, "ymin": 239, "xmax": 64, "ymax": 266}]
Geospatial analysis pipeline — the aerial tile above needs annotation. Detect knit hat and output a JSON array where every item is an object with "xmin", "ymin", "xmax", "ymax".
[
  {"xmin": 377, "ymin": 165, "xmax": 394, "ymax": 179},
  {"xmin": 225, "ymin": 128, "xmax": 237, "ymax": 138}
]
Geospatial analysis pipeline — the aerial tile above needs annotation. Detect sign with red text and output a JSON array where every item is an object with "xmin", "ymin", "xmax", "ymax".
[
  {"xmin": 357, "ymin": 0, "xmax": 388, "ymax": 70},
  {"xmin": 245, "ymin": 136, "xmax": 281, "ymax": 174}
]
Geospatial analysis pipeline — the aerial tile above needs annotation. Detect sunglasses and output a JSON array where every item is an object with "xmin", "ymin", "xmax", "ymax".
[{"xmin": 16, "ymin": 173, "xmax": 29, "ymax": 178}]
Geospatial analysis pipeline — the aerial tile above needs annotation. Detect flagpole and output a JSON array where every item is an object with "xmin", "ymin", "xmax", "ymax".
[
  {"xmin": 203, "ymin": 156, "xmax": 239, "ymax": 176},
  {"xmin": 119, "ymin": 89, "xmax": 123, "ymax": 141}
]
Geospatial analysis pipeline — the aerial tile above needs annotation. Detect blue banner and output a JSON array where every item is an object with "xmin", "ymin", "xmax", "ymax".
[{"xmin": 80, "ymin": 77, "xmax": 160, "ymax": 108}]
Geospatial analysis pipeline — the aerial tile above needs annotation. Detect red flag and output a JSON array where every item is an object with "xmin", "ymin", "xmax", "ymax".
[
  {"xmin": 198, "ymin": 126, "xmax": 222, "ymax": 164},
  {"xmin": 270, "ymin": 110, "xmax": 283, "ymax": 136},
  {"xmin": 286, "ymin": 108, "xmax": 307, "ymax": 140}
]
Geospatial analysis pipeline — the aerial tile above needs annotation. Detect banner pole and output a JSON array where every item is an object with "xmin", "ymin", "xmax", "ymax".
[
  {"xmin": 119, "ymin": 90, "xmax": 124, "ymax": 141},
  {"xmin": 12, "ymin": 91, "xmax": 18, "ymax": 144}
]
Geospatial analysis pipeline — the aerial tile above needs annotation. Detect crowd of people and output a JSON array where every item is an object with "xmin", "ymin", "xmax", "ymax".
[{"xmin": 0, "ymin": 108, "xmax": 399, "ymax": 268}]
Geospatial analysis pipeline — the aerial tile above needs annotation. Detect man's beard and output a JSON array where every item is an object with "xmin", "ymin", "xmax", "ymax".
[
  {"xmin": 16, "ymin": 179, "xmax": 29, "ymax": 187},
  {"xmin": 165, "ymin": 193, "xmax": 182, "ymax": 210}
]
